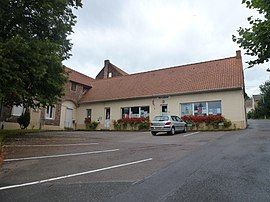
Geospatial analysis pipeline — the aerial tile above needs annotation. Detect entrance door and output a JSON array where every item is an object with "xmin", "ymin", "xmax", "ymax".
[
  {"xmin": 105, "ymin": 108, "xmax": 110, "ymax": 129},
  {"xmin": 65, "ymin": 108, "xmax": 73, "ymax": 128}
]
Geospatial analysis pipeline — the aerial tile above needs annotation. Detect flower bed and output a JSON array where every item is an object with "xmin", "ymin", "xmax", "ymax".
[
  {"xmin": 181, "ymin": 115, "xmax": 232, "ymax": 131},
  {"xmin": 113, "ymin": 117, "xmax": 150, "ymax": 131}
]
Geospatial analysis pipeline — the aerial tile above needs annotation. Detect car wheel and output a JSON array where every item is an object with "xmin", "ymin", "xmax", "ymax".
[
  {"xmin": 183, "ymin": 125, "xmax": 187, "ymax": 133},
  {"xmin": 169, "ymin": 127, "xmax": 175, "ymax": 135},
  {"xmin": 151, "ymin": 131, "xmax": 157, "ymax": 136}
]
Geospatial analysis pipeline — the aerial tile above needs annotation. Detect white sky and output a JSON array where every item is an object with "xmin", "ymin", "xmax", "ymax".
[{"xmin": 63, "ymin": 0, "xmax": 270, "ymax": 97}]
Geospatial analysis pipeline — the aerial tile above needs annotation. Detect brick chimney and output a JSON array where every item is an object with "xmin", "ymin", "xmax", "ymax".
[
  {"xmin": 103, "ymin": 60, "xmax": 110, "ymax": 79},
  {"xmin": 236, "ymin": 50, "xmax": 241, "ymax": 59}
]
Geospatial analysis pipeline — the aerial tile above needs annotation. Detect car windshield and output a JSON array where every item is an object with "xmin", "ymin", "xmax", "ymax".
[{"xmin": 153, "ymin": 116, "xmax": 169, "ymax": 121}]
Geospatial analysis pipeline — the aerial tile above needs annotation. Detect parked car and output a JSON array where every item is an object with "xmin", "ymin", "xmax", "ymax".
[{"xmin": 150, "ymin": 115, "xmax": 187, "ymax": 136}]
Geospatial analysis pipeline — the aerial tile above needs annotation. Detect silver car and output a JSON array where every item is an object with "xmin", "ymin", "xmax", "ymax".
[{"xmin": 150, "ymin": 115, "xmax": 187, "ymax": 136}]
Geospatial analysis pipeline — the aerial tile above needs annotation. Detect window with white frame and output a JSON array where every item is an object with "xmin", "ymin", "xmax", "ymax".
[
  {"xmin": 121, "ymin": 106, "xmax": 149, "ymax": 118},
  {"xmin": 181, "ymin": 101, "xmax": 221, "ymax": 116},
  {"xmin": 193, "ymin": 102, "xmax": 207, "ymax": 115},
  {"xmin": 12, "ymin": 105, "xmax": 24, "ymax": 116},
  {"xmin": 208, "ymin": 101, "xmax": 222, "ymax": 115},
  {"xmin": 181, "ymin": 103, "xmax": 193, "ymax": 116},
  {"xmin": 122, "ymin": 107, "xmax": 130, "ymax": 118},
  {"xmin": 45, "ymin": 106, "xmax": 55, "ymax": 119}
]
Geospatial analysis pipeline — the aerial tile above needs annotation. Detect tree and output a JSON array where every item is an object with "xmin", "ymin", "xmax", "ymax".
[
  {"xmin": 0, "ymin": 0, "xmax": 82, "ymax": 109},
  {"xmin": 250, "ymin": 80, "xmax": 270, "ymax": 119},
  {"xmin": 233, "ymin": 0, "xmax": 270, "ymax": 67}
]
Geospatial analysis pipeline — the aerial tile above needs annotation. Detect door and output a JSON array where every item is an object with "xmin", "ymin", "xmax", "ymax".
[
  {"xmin": 176, "ymin": 116, "xmax": 185, "ymax": 130},
  {"xmin": 105, "ymin": 108, "xmax": 110, "ymax": 129},
  {"xmin": 172, "ymin": 116, "xmax": 181, "ymax": 131},
  {"xmin": 65, "ymin": 108, "xmax": 73, "ymax": 128}
]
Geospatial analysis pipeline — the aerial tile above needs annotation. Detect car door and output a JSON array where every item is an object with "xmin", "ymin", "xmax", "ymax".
[
  {"xmin": 176, "ymin": 116, "xmax": 185, "ymax": 130},
  {"xmin": 171, "ymin": 116, "xmax": 180, "ymax": 131}
]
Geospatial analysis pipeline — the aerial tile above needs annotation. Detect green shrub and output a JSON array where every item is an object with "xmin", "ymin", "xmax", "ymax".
[
  {"xmin": 223, "ymin": 118, "xmax": 232, "ymax": 128},
  {"xmin": 17, "ymin": 109, "xmax": 30, "ymax": 129},
  {"xmin": 138, "ymin": 121, "xmax": 150, "ymax": 131},
  {"xmin": 86, "ymin": 121, "xmax": 99, "ymax": 130}
]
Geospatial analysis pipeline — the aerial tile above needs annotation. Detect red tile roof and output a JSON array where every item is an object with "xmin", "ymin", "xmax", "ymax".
[
  {"xmin": 64, "ymin": 66, "xmax": 94, "ymax": 87},
  {"xmin": 80, "ymin": 51, "xmax": 244, "ymax": 103}
]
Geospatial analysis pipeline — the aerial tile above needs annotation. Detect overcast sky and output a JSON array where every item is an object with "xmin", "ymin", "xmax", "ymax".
[{"xmin": 63, "ymin": 0, "xmax": 270, "ymax": 97}]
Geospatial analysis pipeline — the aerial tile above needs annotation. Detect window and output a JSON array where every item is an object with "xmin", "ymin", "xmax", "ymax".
[
  {"xmin": 71, "ymin": 82, "xmax": 77, "ymax": 91},
  {"xmin": 105, "ymin": 108, "xmax": 110, "ymax": 120},
  {"xmin": 131, "ymin": 107, "xmax": 140, "ymax": 118},
  {"xmin": 122, "ymin": 107, "xmax": 130, "ymax": 118},
  {"xmin": 140, "ymin": 106, "xmax": 150, "ymax": 118},
  {"xmin": 108, "ymin": 72, "xmax": 112, "ymax": 78},
  {"xmin": 162, "ymin": 105, "xmax": 168, "ymax": 114},
  {"xmin": 121, "ymin": 106, "xmax": 150, "ymax": 118},
  {"xmin": 181, "ymin": 103, "xmax": 193, "ymax": 116},
  {"xmin": 208, "ymin": 101, "xmax": 221, "ymax": 115},
  {"xmin": 153, "ymin": 116, "xmax": 169, "ymax": 121},
  {"xmin": 86, "ymin": 109, "xmax": 92, "ymax": 118},
  {"xmin": 194, "ymin": 102, "xmax": 207, "ymax": 115},
  {"xmin": 175, "ymin": 116, "xmax": 182, "ymax": 122},
  {"xmin": 180, "ymin": 100, "xmax": 222, "ymax": 116},
  {"xmin": 45, "ymin": 106, "xmax": 54, "ymax": 119},
  {"xmin": 12, "ymin": 105, "xmax": 24, "ymax": 116}
]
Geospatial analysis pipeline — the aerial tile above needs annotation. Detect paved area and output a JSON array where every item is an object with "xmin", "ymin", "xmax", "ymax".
[{"xmin": 0, "ymin": 120, "xmax": 270, "ymax": 201}]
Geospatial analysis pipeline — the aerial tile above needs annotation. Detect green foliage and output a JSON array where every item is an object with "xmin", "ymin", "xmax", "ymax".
[
  {"xmin": 247, "ymin": 110, "xmax": 255, "ymax": 119},
  {"xmin": 17, "ymin": 109, "xmax": 30, "ymax": 129},
  {"xmin": 249, "ymin": 81, "xmax": 270, "ymax": 119},
  {"xmin": 86, "ymin": 121, "xmax": 99, "ymax": 131},
  {"xmin": 113, "ymin": 117, "xmax": 150, "ymax": 131},
  {"xmin": 0, "ymin": 0, "xmax": 82, "ymax": 108},
  {"xmin": 233, "ymin": 0, "xmax": 270, "ymax": 67},
  {"xmin": 223, "ymin": 118, "xmax": 232, "ymax": 128}
]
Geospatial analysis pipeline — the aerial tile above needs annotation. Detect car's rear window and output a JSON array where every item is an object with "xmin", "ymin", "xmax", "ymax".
[{"xmin": 153, "ymin": 116, "xmax": 169, "ymax": 121}]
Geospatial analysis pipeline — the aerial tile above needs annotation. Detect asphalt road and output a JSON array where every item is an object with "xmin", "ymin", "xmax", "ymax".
[{"xmin": 0, "ymin": 120, "xmax": 270, "ymax": 201}]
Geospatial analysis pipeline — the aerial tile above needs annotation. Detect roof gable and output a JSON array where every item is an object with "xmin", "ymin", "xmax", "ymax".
[{"xmin": 95, "ymin": 60, "xmax": 128, "ymax": 79}]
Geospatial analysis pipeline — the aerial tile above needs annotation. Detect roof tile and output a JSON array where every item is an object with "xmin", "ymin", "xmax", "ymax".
[{"xmin": 80, "ymin": 52, "xmax": 244, "ymax": 103}]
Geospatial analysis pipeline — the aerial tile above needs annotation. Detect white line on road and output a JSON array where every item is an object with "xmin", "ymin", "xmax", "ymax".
[
  {"xmin": 183, "ymin": 132, "xmax": 200, "ymax": 137},
  {"xmin": 0, "ymin": 158, "xmax": 153, "ymax": 191},
  {"xmin": 3, "ymin": 143, "xmax": 99, "ymax": 147},
  {"xmin": 4, "ymin": 149, "xmax": 119, "ymax": 162}
]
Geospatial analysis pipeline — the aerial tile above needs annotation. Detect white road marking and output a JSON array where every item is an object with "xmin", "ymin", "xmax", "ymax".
[
  {"xmin": 4, "ymin": 149, "xmax": 119, "ymax": 162},
  {"xmin": 3, "ymin": 143, "xmax": 99, "ymax": 147},
  {"xmin": 183, "ymin": 132, "xmax": 200, "ymax": 137},
  {"xmin": 0, "ymin": 158, "xmax": 153, "ymax": 191}
]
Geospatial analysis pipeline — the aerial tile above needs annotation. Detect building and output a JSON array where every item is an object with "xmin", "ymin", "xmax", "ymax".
[
  {"xmin": 245, "ymin": 99, "xmax": 253, "ymax": 114},
  {"xmin": 0, "ymin": 67, "xmax": 94, "ymax": 130},
  {"xmin": 245, "ymin": 94, "xmax": 262, "ymax": 114},
  {"xmin": 0, "ymin": 50, "xmax": 247, "ymax": 130}
]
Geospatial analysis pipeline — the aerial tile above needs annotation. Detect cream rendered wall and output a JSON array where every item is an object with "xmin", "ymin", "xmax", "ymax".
[
  {"xmin": 29, "ymin": 109, "xmax": 41, "ymax": 129},
  {"xmin": 77, "ymin": 89, "xmax": 246, "ymax": 130},
  {"xmin": 2, "ymin": 109, "xmax": 41, "ymax": 130}
]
